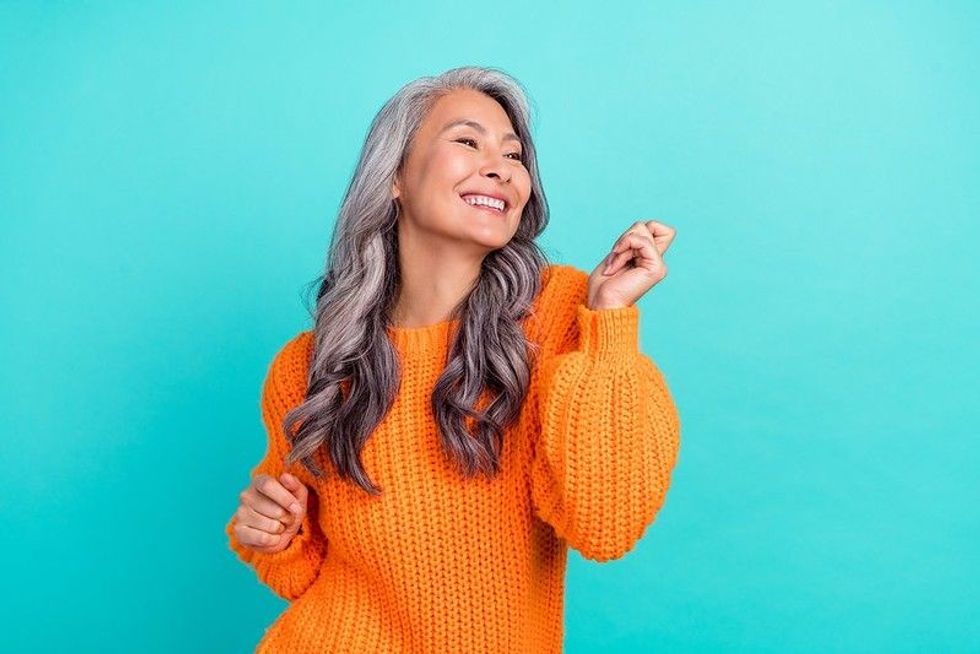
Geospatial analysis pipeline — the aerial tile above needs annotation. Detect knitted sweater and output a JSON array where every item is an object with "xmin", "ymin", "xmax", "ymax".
[{"xmin": 225, "ymin": 263, "xmax": 681, "ymax": 653}]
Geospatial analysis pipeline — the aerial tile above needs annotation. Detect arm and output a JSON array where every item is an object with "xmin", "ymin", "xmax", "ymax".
[
  {"xmin": 225, "ymin": 334, "xmax": 329, "ymax": 600},
  {"xmin": 530, "ymin": 300, "xmax": 681, "ymax": 562}
]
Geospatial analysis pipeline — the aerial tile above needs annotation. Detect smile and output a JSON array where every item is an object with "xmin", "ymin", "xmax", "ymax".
[{"xmin": 459, "ymin": 194, "xmax": 507, "ymax": 215}]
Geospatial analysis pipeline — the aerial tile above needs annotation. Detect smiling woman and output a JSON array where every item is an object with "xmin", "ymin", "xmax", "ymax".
[
  {"xmin": 391, "ymin": 87, "xmax": 533, "ymax": 268},
  {"xmin": 225, "ymin": 65, "xmax": 681, "ymax": 654}
]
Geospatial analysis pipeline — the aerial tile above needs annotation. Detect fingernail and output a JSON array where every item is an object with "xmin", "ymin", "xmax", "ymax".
[{"xmin": 290, "ymin": 502, "xmax": 301, "ymax": 513}]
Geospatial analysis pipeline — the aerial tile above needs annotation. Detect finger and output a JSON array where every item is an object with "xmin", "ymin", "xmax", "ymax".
[
  {"xmin": 604, "ymin": 241, "xmax": 640, "ymax": 276},
  {"xmin": 644, "ymin": 220, "xmax": 676, "ymax": 254},
  {"xmin": 610, "ymin": 223, "xmax": 655, "ymax": 254},
  {"xmin": 251, "ymin": 474, "xmax": 302, "ymax": 518},
  {"xmin": 234, "ymin": 521, "xmax": 286, "ymax": 549},
  {"xmin": 605, "ymin": 229, "xmax": 655, "ymax": 270},
  {"xmin": 257, "ymin": 473, "xmax": 302, "ymax": 514},
  {"xmin": 602, "ymin": 234, "xmax": 632, "ymax": 273},
  {"xmin": 240, "ymin": 485, "xmax": 291, "ymax": 522},
  {"xmin": 605, "ymin": 233, "xmax": 664, "ymax": 277},
  {"xmin": 238, "ymin": 503, "xmax": 289, "ymax": 534},
  {"xmin": 280, "ymin": 473, "xmax": 308, "ymax": 510}
]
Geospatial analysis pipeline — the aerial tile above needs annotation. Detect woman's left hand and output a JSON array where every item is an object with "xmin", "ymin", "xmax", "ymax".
[{"xmin": 587, "ymin": 220, "xmax": 676, "ymax": 310}]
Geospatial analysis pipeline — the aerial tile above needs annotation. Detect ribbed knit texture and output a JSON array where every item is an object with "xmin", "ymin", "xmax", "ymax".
[{"xmin": 225, "ymin": 263, "xmax": 681, "ymax": 653}]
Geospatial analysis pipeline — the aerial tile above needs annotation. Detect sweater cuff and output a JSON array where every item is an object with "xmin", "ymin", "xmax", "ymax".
[
  {"xmin": 575, "ymin": 303, "xmax": 641, "ymax": 356},
  {"xmin": 227, "ymin": 509, "xmax": 318, "ymax": 565}
]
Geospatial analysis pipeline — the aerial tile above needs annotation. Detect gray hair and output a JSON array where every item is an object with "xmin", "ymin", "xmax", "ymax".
[{"xmin": 286, "ymin": 65, "xmax": 552, "ymax": 495}]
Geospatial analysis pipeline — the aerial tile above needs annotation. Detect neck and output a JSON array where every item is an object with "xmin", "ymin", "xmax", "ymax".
[{"xmin": 391, "ymin": 239, "xmax": 482, "ymax": 328}]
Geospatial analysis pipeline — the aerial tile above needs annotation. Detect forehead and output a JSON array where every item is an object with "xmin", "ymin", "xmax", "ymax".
[{"xmin": 423, "ymin": 89, "xmax": 517, "ymax": 137}]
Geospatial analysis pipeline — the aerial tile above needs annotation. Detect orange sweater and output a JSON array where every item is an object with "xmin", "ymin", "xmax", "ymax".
[{"xmin": 225, "ymin": 263, "xmax": 681, "ymax": 653}]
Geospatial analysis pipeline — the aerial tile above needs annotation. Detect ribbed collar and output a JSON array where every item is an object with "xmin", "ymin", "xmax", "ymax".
[{"xmin": 385, "ymin": 318, "xmax": 460, "ymax": 352}]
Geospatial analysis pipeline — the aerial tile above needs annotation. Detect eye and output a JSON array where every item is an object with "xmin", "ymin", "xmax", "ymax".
[{"xmin": 455, "ymin": 137, "xmax": 524, "ymax": 163}]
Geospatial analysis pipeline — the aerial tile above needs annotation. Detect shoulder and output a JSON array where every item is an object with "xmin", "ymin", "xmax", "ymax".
[
  {"xmin": 528, "ymin": 263, "xmax": 590, "ymax": 350},
  {"xmin": 265, "ymin": 330, "xmax": 314, "ymax": 400},
  {"xmin": 538, "ymin": 263, "xmax": 589, "ymax": 309}
]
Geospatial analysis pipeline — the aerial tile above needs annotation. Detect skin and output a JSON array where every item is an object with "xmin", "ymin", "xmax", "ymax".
[
  {"xmin": 390, "ymin": 88, "xmax": 533, "ymax": 327},
  {"xmin": 589, "ymin": 219, "xmax": 677, "ymax": 309},
  {"xmin": 233, "ymin": 91, "xmax": 679, "ymax": 553},
  {"xmin": 232, "ymin": 471, "xmax": 308, "ymax": 553}
]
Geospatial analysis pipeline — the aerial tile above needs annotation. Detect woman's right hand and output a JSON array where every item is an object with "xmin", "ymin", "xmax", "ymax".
[{"xmin": 231, "ymin": 472, "xmax": 309, "ymax": 554}]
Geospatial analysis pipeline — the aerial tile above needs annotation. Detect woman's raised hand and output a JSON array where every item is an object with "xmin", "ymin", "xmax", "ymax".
[
  {"xmin": 587, "ymin": 219, "xmax": 676, "ymax": 310},
  {"xmin": 231, "ymin": 472, "xmax": 309, "ymax": 554}
]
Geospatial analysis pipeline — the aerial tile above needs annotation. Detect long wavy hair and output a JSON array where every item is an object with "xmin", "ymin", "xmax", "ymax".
[{"xmin": 283, "ymin": 65, "xmax": 553, "ymax": 495}]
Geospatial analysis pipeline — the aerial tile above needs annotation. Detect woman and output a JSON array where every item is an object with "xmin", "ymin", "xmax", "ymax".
[{"xmin": 225, "ymin": 65, "xmax": 680, "ymax": 653}]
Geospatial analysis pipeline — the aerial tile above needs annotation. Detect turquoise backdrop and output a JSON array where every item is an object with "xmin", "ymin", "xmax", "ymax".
[{"xmin": 1, "ymin": 2, "xmax": 977, "ymax": 652}]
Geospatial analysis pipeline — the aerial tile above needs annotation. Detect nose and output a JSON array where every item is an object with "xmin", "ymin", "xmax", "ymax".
[{"xmin": 479, "ymin": 150, "xmax": 512, "ymax": 183}]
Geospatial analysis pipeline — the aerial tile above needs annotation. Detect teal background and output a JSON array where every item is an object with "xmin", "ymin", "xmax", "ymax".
[{"xmin": 1, "ymin": 2, "xmax": 977, "ymax": 652}]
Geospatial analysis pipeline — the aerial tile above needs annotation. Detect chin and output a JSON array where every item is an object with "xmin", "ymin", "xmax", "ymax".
[
  {"xmin": 460, "ymin": 228, "xmax": 513, "ymax": 250},
  {"xmin": 471, "ymin": 220, "xmax": 518, "ymax": 242}
]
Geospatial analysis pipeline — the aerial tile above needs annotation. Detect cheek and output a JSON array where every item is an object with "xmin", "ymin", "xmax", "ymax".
[
  {"xmin": 411, "ymin": 160, "xmax": 468, "ymax": 224},
  {"xmin": 431, "ymin": 146, "xmax": 472, "ymax": 181},
  {"xmin": 515, "ymin": 171, "xmax": 533, "ymax": 208},
  {"xmin": 411, "ymin": 146, "xmax": 465, "ymax": 192}
]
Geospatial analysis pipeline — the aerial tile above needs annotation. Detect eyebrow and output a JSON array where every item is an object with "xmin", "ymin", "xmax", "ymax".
[{"xmin": 440, "ymin": 119, "xmax": 522, "ymax": 146}]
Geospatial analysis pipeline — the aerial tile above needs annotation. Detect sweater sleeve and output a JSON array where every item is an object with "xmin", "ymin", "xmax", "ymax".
[
  {"xmin": 225, "ymin": 333, "xmax": 329, "ymax": 601},
  {"xmin": 530, "ymin": 281, "xmax": 681, "ymax": 562}
]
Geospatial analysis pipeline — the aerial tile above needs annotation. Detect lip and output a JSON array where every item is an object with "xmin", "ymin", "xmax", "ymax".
[{"xmin": 459, "ymin": 191, "xmax": 509, "ymax": 213}]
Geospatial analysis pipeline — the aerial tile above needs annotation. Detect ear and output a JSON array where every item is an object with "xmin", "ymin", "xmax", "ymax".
[{"xmin": 391, "ymin": 174, "xmax": 401, "ymax": 200}]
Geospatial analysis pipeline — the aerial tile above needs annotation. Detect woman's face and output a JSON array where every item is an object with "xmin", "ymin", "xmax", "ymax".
[{"xmin": 392, "ymin": 88, "xmax": 532, "ymax": 251}]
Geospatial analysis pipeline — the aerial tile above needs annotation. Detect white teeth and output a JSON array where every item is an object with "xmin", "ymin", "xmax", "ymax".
[{"xmin": 462, "ymin": 194, "xmax": 505, "ymax": 212}]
